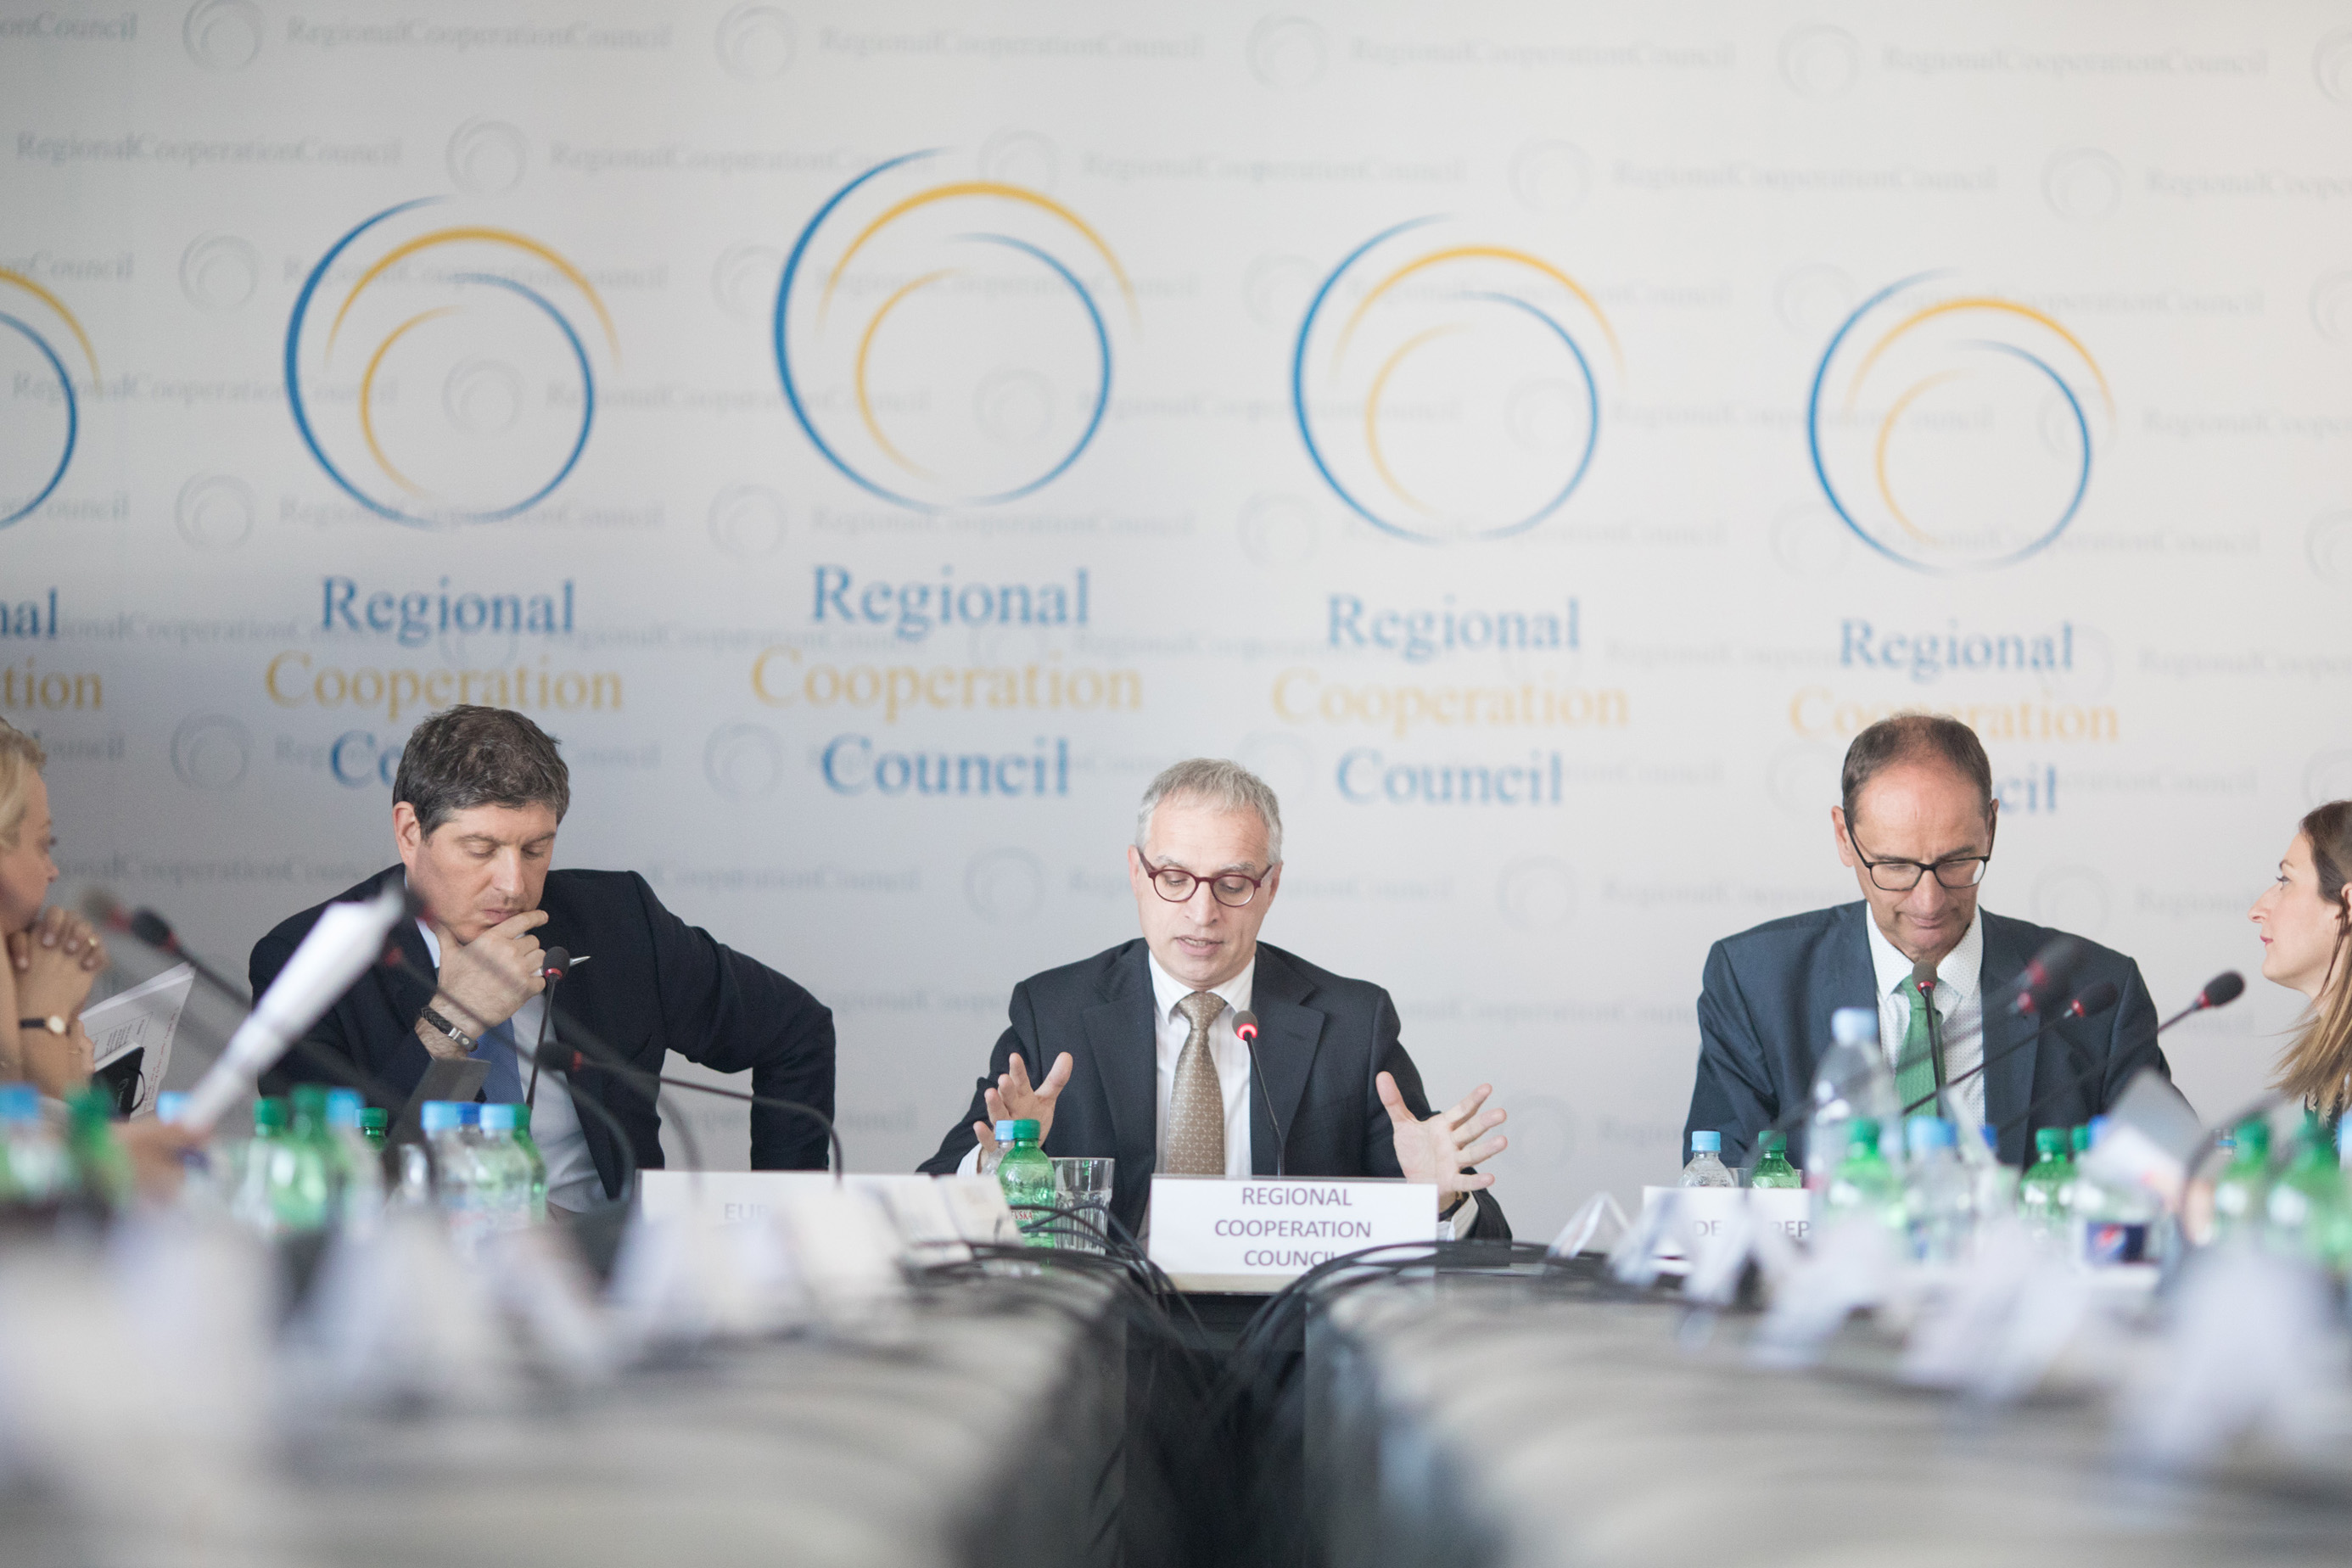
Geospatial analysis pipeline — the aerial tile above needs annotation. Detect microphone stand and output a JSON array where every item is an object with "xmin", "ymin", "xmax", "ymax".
[
  {"xmin": 1234, "ymin": 1011, "xmax": 1287, "ymax": 1179},
  {"xmin": 537, "ymin": 1036, "xmax": 845, "ymax": 1184}
]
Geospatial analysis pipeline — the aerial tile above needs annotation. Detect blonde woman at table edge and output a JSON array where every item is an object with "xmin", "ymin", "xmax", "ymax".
[
  {"xmin": 2253, "ymin": 798, "xmax": 2352, "ymax": 1119},
  {"xmin": 0, "ymin": 721, "xmax": 111, "ymax": 1098}
]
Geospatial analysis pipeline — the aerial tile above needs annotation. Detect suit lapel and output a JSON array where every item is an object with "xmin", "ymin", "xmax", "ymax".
[
  {"xmin": 1083, "ymin": 944, "xmax": 1160, "ymax": 1178},
  {"xmin": 1978, "ymin": 914, "xmax": 2041, "ymax": 1163},
  {"xmin": 1812, "ymin": 904, "xmax": 1879, "ymax": 1084},
  {"xmin": 1246, "ymin": 946, "xmax": 1325, "ymax": 1177}
]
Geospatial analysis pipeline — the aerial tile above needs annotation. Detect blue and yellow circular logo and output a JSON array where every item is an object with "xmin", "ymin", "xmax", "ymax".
[
  {"xmin": 1292, "ymin": 218, "xmax": 1619, "ymax": 545},
  {"xmin": 0, "ymin": 269, "xmax": 99, "ymax": 529},
  {"xmin": 1807, "ymin": 272, "xmax": 2112, "ymax": 573},
  {"xmin": 285, "ymin": 199, "xmax": 616, "ymax": 528},
  {"xmin": 774, "ymin": 149, "xmax": 1134, "ymax": 511}
]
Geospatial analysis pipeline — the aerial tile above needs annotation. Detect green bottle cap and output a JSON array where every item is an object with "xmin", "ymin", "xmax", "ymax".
[
  {"xmin": 253, "ymin": 1097, "xmax": 288, "ymax": 1134},
  {"xmin": 1846, "ymin": 1117, "xmax": 1879, "ymax": 1148},
  {"xmin": 359, "ymin": 1106, "xmax": 389, "ymax": 1134},
  {"xmin": 1760, "ymin": 1130, "xmax": 1785, "ymax": 1153},
  {"xmin": 2069, "ymin": 1124, "xmax": 2091, "ymax": 1154},
  {"xmin": 2237, "ymin": 1117, "xmax": 2270, "ymax": 1156},
  {"xmin": 1010, "ymin": 1117, "xmax": 1041, "ymax": 1142},
  {"xmin": 289, "ymin": 1084, "xmax": 329, "ymax": 1127},
  {"xmin": 2035, "ymin": 1125, "xmax": 2067, "ymax": 1155},
  {"xmin": 514, "ymin": 1105, "xmax": 533, "ymax": 1134}
]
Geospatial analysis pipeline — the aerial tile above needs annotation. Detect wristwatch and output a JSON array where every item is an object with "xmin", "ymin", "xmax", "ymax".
[
  {"xmin": 17, "ymin": 1016, "xmax": 65, "ymax": 1036},
  {"xmin": 417, "ymin": 1003, "xmax": 476, "ymax": 1053}
]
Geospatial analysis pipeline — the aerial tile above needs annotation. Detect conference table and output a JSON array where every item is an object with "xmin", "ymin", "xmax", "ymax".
[{"xmin": 1305, "ymin": 1264, "xmax": 2352, "ymax": 1568}]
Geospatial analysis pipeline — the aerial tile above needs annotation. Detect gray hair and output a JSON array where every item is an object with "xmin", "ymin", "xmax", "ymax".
[{"xmin": 1134, "ymin": 758, "xmax": 1284, "ymax": 866}]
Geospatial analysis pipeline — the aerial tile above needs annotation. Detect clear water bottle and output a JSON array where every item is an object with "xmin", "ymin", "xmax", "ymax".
[
  {"xmin": 511, "ymin": 1105, "xmax": 550, "ymax": 1219},
  {"xmin": 1824, "ymin": 1117, "xmax": 1904, "ymax": 1229},
  {"xmin": 1903, "ymin": 1117, "xmax": 1974, "ymax": 1263},
  {"xmin": 1749, "ymin": 1130, "xmax": 1802, "ymax": 1189},
  {"xmin": 1968, "ymin": 1123, "xmax": 2019, "ymax": 1220},
  {"xmin": 1678, "ymin": 1130, "xmax": 1738, "ymax": 1188},
  {"xmin": 2016, "ymin": 1126, "xmax": 2074, "ymax": 1239},
  {"xmin": 994, "ymin": 1117, "xmax": 1056, "ymax": 1246},
  {"xmin": 232, "ymin": 1097, "xmax": 288, "ymax": 1233},
  {"xmin": 1807, "ymin": 1006, "xmax": 1897, "ymax": 1188},
  {"xmin": 475, "ymin": 1104, "xmax": 536, "ymax": 1235},
  {"xmin": 2073, "ymin": 1118, "xmax": 2163, "ymax": 1266},
  {"xmin": 2210, "ymin": 1123, "xmax": 2267, "ymax": 1240},
  {"xmin": 423, "ymin": 1100, "xmax": 490, "ymax": 1258},
  {"xmin": 323, "ymin": 1088, "xmax": 384, "ymax": 1233},
  {"xmin": 0, "ymin": 1081, "xmax": 67, "ymax": 1206}
]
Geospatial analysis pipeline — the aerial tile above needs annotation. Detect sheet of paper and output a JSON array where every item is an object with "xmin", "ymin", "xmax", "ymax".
[{"xmin": 81, "ymin": 963, "xmax": 195, "ymax": 1117}]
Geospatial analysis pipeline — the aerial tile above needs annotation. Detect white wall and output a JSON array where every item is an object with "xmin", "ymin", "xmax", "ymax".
[{"xmin": 4, "ymin": 1, "xmax": 2347, "ymax": 1240}]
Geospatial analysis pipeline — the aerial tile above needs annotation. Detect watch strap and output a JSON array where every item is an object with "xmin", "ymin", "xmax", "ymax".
[
  {"xmin": 418, "ymin": 1004, "xmax": 476, "ymax": 1053},
  {"xmin": 18, "ymin": 1016, "xmax": 64, "ymax": 1035}
]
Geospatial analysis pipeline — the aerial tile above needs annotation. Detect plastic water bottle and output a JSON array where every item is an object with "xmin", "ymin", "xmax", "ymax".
[
  {"xmin": 0, "ymin": 1082, "xmax": 67, "ymax": 1206},
  {"xmin": 423, "ymin": 1100, "xmax": 490, "ymax": 1257},
  {"xmin": 2265, "ymin": 1110, "xmax": 2350, "ymax": 1268},
  {"xmin": 1749, "ymin": 1130, "xmax": 1802, "ymax": 1189},
  {"xmin": 1806, "ymin": 1007, "xmax": 1897, "ymax": 1188},
  {"xmin": 358, "ymin": 1106, "xmax": 389, "ymax": 1152},
  {"xmin": 475, "ymin": 1104, "xmax": 535, "ymax": 1235},
  {"xmin": 994, "ymin": 1117, "xmax": 1056, "ymax": 1246},
  {"xmin": 1969, "ymin": 1124, "xmax": 2019, "ymax": 1220},
  {"xmin": 1678, "ymin": 1130, "xmax": 1738, "ymax": 1188},
  {"xmin": 1902, "ymin": 1117, "xmax": 1974, "ymax": 1263},
  {"xmin": 512, "ymin": 1105, "xmax": 550, "ymax": 1218},
  {"xmin": 268, "ymin": 1086, "xmax": 337, "ymax": 1234},
  {"xmin": 2073, "ymin": 1118, "xmax": 2163, "ymax": 1266},
  {"xmin": 2017, "ymin": 1126, "xmax": 2074, "ymax": 1239},
  {"xmin": 232, "ymin": 1097, "xmax": 288, "ymax": 1233},
  {"xmin": 1824, "ymin": 1117, "xmax": 1904, "ymax": 1229},
  {"xmin": 323, "ymin": 1088, "xmax": 384, "ymax": 1232},
  {"xmin": 2210, "ymin": 1123, "xmax": 2267, "ymax": 1240}
]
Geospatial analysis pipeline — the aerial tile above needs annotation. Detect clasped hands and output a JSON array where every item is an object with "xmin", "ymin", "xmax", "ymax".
[
  {"xmin": 967, "ymin": 1051, "xmax": 1509, "ymax": 1205},
  {"xmin": 1, "ymin": 907, "xmax": 109, "ymax": 1097},
  {"xmin": 422, "ymin": 910, "xmax": 547, "ymax": 1055}
]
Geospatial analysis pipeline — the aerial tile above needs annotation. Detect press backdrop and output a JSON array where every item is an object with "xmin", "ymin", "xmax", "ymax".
[{"xmin": 5, "ymin": 0, "xmax": 2348, "ymax": 1239}]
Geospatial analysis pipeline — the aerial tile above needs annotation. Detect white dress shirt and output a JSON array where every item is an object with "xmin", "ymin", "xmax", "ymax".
[
  {"xmin": 416, "ymin": 921, "xmax": 603, "ymax": 1211},
  {"xmin": 1862, "ymin": 908, "xmax": 1988, "ymax": 1137},
  {"xmin": 961, "ymin": 946, "xmax": 1482, "ymax": 1235}
]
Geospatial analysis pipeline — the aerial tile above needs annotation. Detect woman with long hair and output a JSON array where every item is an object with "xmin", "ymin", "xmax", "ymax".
[
  {"xmin": 0, "ymin": 721, "xmax": 109, "ymax": 1096},
  {"xmin": 2252, "ymin": 799, "xmax": 2352, "ymax": 1116}
]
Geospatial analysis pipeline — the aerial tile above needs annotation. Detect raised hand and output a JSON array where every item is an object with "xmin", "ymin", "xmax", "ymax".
[
  {"xmin": 427, "ymin": 910, "xmax": 547, "ymax": 1048},
  {"xmin": 969, "ymin": 1051, "xmax": 1075, "ymax": 1162},
  {"xmin": 1378, "ymin": 1072, "xmax": 1508, "ymax": 1203}
]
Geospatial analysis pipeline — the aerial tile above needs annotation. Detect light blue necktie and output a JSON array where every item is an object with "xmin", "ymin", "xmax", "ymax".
[{"xmin": 473, "ymin": 1018, "xmax": 524, "ymax": 1104}]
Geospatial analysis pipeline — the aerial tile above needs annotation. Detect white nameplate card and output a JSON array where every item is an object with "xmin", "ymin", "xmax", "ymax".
[
  {"xmin": 1148, "ymin": 1175, "xmax": 1437, "ymax": 1293},
  {"xmin": 1638, "ymin": 1186, "xmax": 1812, "ymax": 1259},
  {"xmin": 637, "ymin": 1170, "xmax": 981, "ymax": 1259}
]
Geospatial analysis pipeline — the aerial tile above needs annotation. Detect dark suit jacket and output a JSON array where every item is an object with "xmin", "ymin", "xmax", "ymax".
[
  {"xmin": 251, "ymin": 865, "xmax": 836, "ymax": 1198},
  {"xmin": 918, "ymin": 938, "xmax": 1509, "ymax": 1240},
  {"xmin": 1684, "ymin": 901, "xmax": 2170, "ymax": 1168}
]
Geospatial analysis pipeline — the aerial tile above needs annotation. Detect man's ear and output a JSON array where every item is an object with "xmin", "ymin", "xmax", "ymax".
[
  {"xmin": 393, "ymin": 802, "xmax": 424, "ymax": 865},
  {"xmin": 1831, "ymin": 805, "xmax": 1857, "ymax": 868}
]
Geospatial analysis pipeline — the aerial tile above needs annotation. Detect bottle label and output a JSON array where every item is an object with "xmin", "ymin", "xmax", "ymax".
[{"xmin": 2083, "ymin": 1219, "xmax": 2148, "ymax": 1265}]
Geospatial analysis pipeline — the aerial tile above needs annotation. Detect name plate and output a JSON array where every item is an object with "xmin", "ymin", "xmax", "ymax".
[
  {"xmin": 1638, "ymin": 1186, "xmax": 1813, "ymax": 1257},
  {"xmin": 1148, "ymin": 1175, "xmax": 1437, "ymax": 1293}
]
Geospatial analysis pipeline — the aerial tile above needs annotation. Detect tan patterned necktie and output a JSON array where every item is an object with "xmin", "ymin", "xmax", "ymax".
[{"xmin": 1163, "ymin": 990, "xmax": 1228, "ymax": 1176}]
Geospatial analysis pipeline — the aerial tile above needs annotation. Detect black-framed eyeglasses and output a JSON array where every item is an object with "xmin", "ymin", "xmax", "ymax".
[
  {"xmin": 1850, "ymin": 826, "xmax": 1994, "ymax": 893},
  {"xmin": 1137, "ymin": 852, "xmax": 1270, "ymax": 908}
]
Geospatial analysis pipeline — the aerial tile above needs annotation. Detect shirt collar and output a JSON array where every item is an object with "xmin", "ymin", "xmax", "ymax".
[
  {"xmin": 1862, "ymin": 905, "xmax": 1984, "ymax": 1001},
  {"xmin": 1145, "ymin": 948, "xmax": 1256, "ymax": 1024},
  {"xmin": 416, "ymin": 918, "xmax": 441, "ymax": 968}
]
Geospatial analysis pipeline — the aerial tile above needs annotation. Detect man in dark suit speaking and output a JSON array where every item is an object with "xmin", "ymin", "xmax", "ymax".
[
  {"xmin": 1684, "ymin": 713, "xmax": 2168, "ymax": 1169},
  {"xmin": 252, "ymin": 705, "xmax": 835, "ymax": 1207},
  {"xmin": 920, "ymin": 758, "xmax": 1509, "ymax": 1240}
]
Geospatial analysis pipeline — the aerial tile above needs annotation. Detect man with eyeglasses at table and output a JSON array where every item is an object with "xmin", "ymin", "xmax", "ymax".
[
  {"xmin": 918, "ymin": 757, "xmax": 1511, "ymax": 1240},
  {"xmin": 1683, "ymin": 713, "xmax": 2170, "ymax": 1169}
]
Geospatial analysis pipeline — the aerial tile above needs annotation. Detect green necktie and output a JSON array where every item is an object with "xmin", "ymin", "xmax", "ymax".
[{"xmin": 1893, "ymin": 974, "xmax": 1940, "ymax": 1115}]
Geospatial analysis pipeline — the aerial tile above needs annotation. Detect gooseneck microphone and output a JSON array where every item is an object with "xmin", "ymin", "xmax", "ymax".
[
  {"xmin": 532, "ymin": 1034, "xmax": 845, "ymax": 1183},
  {"xmin": 1991, "ymin": 970, "xmax": 2247, "ymax": 1142},
  {"xmin": 1900, "ymin": 978, "xmax": 2123, "ymax": 1117},
  {"xmin": 85, "ymin": 889, "xmax": 251, "ymax": 1005},
  {"xmin": 526, "ymin": 946, "xmax": 570, "ymax": 1110},
  {"xmin": 1233, "ymin": 1009, "xmax": 1287, "ymax": 1179},
  {"xmin": 2006, "ymin": 934, "xmax": 2087, "ymax": 1019}
]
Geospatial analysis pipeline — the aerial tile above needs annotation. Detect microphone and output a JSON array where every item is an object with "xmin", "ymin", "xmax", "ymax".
[
  {"xmin": 531, "ymin": 1033, "xmax": 845, "ymax": 1182},
  {"xmin": 1904, "ymin": 958, "xmax": 1945, "ymax": 1096},
  {"xmin": 1992, "ymin": 970, "xmax": 2247, "ymax": 1142},
  {"xmin": 1233, "ymin": 1009, "xmax": 1287, "ymax": 1179},
  {"xmin": 526, "ymin": 946, "xmax": 570, "ymax": 1110},
  {"xmin": 1901, "ymin": 977, "xmax": 2122, "ymax": 1117},
  {"xmin": 84, "ymin": 889, "xmax": 250, "ymax": 1005},
  {"xmin": 2006, "ymin": 934, "xmax": 2086, "ymax": 1019}
]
